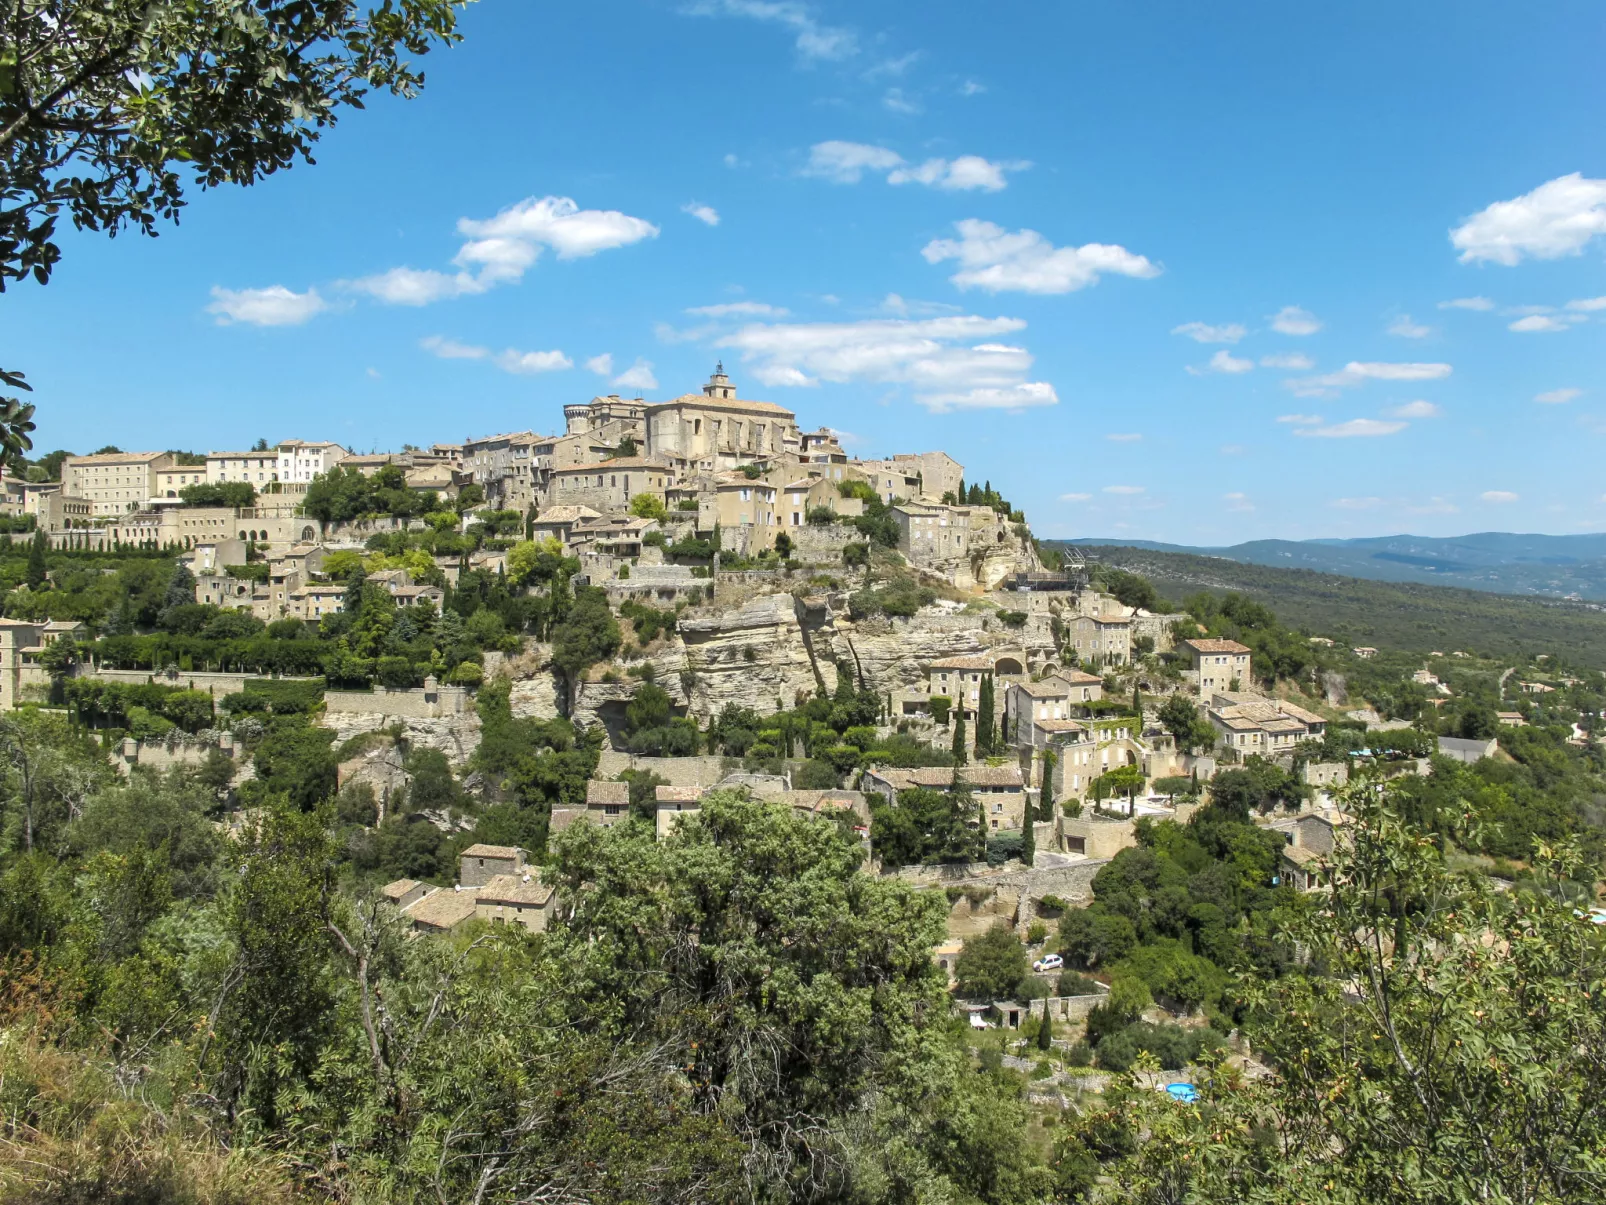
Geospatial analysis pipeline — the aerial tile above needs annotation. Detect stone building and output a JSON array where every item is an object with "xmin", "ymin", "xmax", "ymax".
[
  {"xmin": 547, "ymin": 457, "xmax": 674, "ymax": 514},
  {"xmin": 1183, "ymin": 638, "xmax": 1252, "ymax": 694},
  {"xmin": 643, "ymin": 367, "xmax": 801, "ymax": 472},
  {"xmin": 62, "ymin": 451, "xmax": 176, "ymax": 515}
]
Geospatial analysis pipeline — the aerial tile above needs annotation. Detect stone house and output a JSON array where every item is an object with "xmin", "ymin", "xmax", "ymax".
[
  {"xmin": 276, "ymin": 440, "xmax": 348, "ymax": 485},
  {"xmin": 891, "ymin": 451, "xmax": 963, "ymax": 502},
  {"xmin": 1276, "ymin": 809, "xmax": 1353, "ymax": 892},
  {"xmin": 475, "ymin": 873, "xmax": 556, "ymax": 933},
  {"xmin": 552, "ymin": 780, "xmax": 632, "ymax": 832},
  {"xmin": 530, "ymin": 505, "xmax": 603, "ymax": 547},
  {"xmin": 653, "ymin": 784, "xmax": 703, "ymax": 839},
  {"xmin": 458, "ymin": 843, "xmax": 528, "ymax": 888},
  {"xmin": 547, "ymin": 457, "xmax": 674, "ymax": 514},
  {"xmin": 1183, "ymin": 638, "xmax": 1252, "ymax": 695},
  {"xmin": 863, "ymin": 764, "xmax": 1025, "ymax": 831},
  {"xmin": 892, "ymin": 502, "xmax": 972, "ymax": 566},
  {"xmin": 1206, "ymin": 692, "xmax": 1326, "ymax": 757},
  {"xmin": 205, "ymin": 451, "xmax": 282, "ymax": 486},
  {"xmin": 926, "ymin": 655, "xmax": 994, "ymax": 722},
  {"xmin": 1068, "ymin": 607, "xmax": 1132, "ymax": 667}
]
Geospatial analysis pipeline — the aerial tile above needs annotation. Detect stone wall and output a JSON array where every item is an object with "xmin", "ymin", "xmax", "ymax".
[
  {"xmin": 76, "ymin": 666, "xmax": 319, "ymax": 696},
  {"xmin": 325, "ymin": 681, "xmax": 469, "ymax": 719},
  {"xmin": 112, "ymin": 733, "xmax": 237, "ymax": 775}
]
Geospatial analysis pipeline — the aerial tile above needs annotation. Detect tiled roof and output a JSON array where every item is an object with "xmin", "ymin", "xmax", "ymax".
[
  {"xmin": 929, "ymin": 655, "xmax": 995, "ymax": 671},
  {"xmin": 404, "ymin": 888, "xmax": 478, "ymax": 930},
  {"xmin": 1186, "ymin": 638, "xmax": 1252, "ymax": 654},
  {"xmin": 461, "ymin": 843, "xmax": 524, "ymax": 860},
  {"xmin": 553, "ymin": 456, "xmax": 670, "ymax": 473},
  {"xmin": 1035, "ymin": 718, "xmax": 1088, "ymax": 734},
  {"xmin": 586, "ymin": 780, "xmax": 630, "ymax": 805},
  {"xmin": 655, "ymin": 785, "xmax": 703, "ymax": 804},
  {"xmin": 1059, "ymin": 670, "xmax": 1104, "ymax": 685},
  {"xmin": 379, "ymin": 878, "xmax": 422, "ymax": 901},
  {"xmin": 1014, "ymin": 679, "xmax": 1071, "ymax": 698},
  {"xmin": 1281, "ymin": 845, "xmax": 1322, "ymax": 867},
  {"xmin": 649, "ymin": 393, "xmax": 796, "ymax": 417},
  {"xmin": 533, "ymin": 505, "xmax": 602, "ymax": 523},
  {"xmin": 65, "ymin": 451, "xmax": 168, "ymax": 464},
  {"xmin": 476, "ymin": 873, "xmax": 553, "ymax": 907},
  {"xmin": 960, "ymin": 765, "xmax": 1024, "ymax": 787}
]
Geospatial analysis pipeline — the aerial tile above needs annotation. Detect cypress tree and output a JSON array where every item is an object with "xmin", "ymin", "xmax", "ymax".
[
  {"xmin": 1037, "ymin": 1005, "xmax": 1054, "ymax": 1051},
  {"xmin": 952, "ymin": 714, "xmax": 968, "ymax": 764},
  {"xmin": 977, "ymin": 675, "xmax": 995, "ymax": 755},
  {"xmin": 1021, "ymin": 803, "xmax": 1035, "ymax": 866},
  {"xmin": 25, "ymin": 530, "xmax": 47, "ymax": 589}
]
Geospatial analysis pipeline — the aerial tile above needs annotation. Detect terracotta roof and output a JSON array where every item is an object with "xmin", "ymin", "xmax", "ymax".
[
  {"xmin": 379, "ymin": 878, "xmax": 423, "ymax": 902},
  {"xmin": 1015, "ymin": 679, "xmax": 1072, "ymax": 698},
  {"xmin": 66, "ymin": 451, "xmax": 169, "ymax": 465},
  {"xmin": 1186, "ymin": 638, "xmax": 1252, "ymax": 655},
  {"xmin": 1059, "ymin": 670, "xmax": 1104, "ymax": 685},
  {"xmin": 1281, "ymin": 845, "xmax": 1322, "ymax": 867},
  {"xmin": 655, "ymin": 785, "xmax": 703, "ymax": 804},
  {"xmin": 533, "ymin": 505, "xmax": 602, "ymax": 523},
  {"xmin": 586, "ymin": 780, "xmax": 630, "ymax": 806},
  {"xmin": 404, "ymin": 888, "xmax": 478, "ymax": 930},
  {"xmin": 461, "ymin": 843, "xmax": 524, "ymax": 860},
  {"xmin": 929, "ymin": 655, "xmax": 995, "ymax": 671},
  {"xmin": 476, "ymin": 873, "xmax": 553, "ymax": 907},
  {"xmin": 960, "ymin": 765, "xmax": 1024, "ymax": 787},
  {"xmin": 1035, "ymin": 718, "xmax": 1088, "ymax": 734}
]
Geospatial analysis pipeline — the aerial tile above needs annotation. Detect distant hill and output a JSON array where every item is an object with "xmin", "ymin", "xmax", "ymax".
[
  {"xmin": 1066, "ymin": 532, "xmax": 1606, "ymax": 600},
  {"xmin": 1044, "ymin": 542, "xmax": 1606, "ymax": 667}
]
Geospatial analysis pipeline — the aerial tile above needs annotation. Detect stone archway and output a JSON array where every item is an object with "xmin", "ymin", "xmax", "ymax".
[{"xmin": 994, "ymin": 655, "xmax": 1025, "ymax": 677}]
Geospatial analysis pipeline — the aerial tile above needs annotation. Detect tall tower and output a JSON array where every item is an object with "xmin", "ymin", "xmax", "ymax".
[{"xmin": 703, "ymin": 362, "xmax": 736, "ymax": 400}]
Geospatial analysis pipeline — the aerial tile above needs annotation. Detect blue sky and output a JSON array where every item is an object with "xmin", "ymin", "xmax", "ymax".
[{"xmin": 10, "ymin": 0, "xmax": 1606, "ymax": 543}]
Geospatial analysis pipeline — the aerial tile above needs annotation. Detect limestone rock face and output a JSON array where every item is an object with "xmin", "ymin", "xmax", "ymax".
[
  {"xmin": 337, "ymin": 741, "xmax": 407, "ymax": 803},
  {"xmin": 678, "ymin": 593, "xmax": 827, "ymax": 719},
  {"xmin": 321, "ymin": 710, "xmax": 482, "ymax": 768},
  {"xmin": 834, "ymin": 613, "xmax": 991, "ymax": 693},
  {"xmin": 509, "ymin": 674, "xmax": 563, "ymax": 722}
]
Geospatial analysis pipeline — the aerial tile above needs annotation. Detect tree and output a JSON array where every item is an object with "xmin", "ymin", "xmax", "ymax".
[
  {"xmin": 977, "ymin": 674, "xmax": 996, "ymax": 755},
  {"xmin": 179, "ymin": 481, "xmax": 255, "ymax": 508},
  {"xmin": 1037, "ymin": 1005, "xmax": 1054, "ymax": 1051},
  {"xmin": 953, "ymin": 923, "xmax": 1029, "ymax": 1000},
  {"xmin": 24, "ymin": 529, "xmax": 47, "ymax": 589},
  {"xmin": 1158, "ymin": 692, "xmax": 1215, "ymax": 754},
  {"xmin": 549, "ymin": 585, "xmax": 621, "ymax": 713},
  {"xmin": 1096, "ymin": 763, "xmax": 1145, "ymax": 815},
  {"xmin": 1020, "ymin": 802, "xmax": 1036, "ymax": 866},
  {"xmin": 2, "ymin": 2, "xmax": 464, "ymax": 294},
  {"xmin": 628, "ymin": 492, "xmax": 666, "ymax": 520},
  {"xmin": 1059, "ymin": 799, "xmax": 1606, "ymax": 1204},
  {"xmin": 774, "ymin": 530, "xmax": 793, "ymax": 558},
  {"xmin": 951, "ymin": 713, "xmax": 968, "ymax": 763}
]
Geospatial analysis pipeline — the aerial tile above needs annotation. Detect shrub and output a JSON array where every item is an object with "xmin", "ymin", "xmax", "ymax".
[
  {"xmin": 1027, "ymin": 920, "xmax": 1049, "ymax": 944},
  {"xmin": 998, "ymin": 610, "xmax": 1028, "ymax": 628}
]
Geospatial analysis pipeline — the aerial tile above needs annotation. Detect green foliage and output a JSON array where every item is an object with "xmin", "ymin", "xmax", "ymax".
[
  {"xmin": 550, "ymin": 585, "xmax": 621, "ymax": 706},
  {"xmin": 871, "ymin": 785, "xmax": 983, "ymax": 867},
  {"xmin": 178, "ymin": 481, "xmax": 255, "ymax": 508},
  {"xmin": 953, "ymin": 923, "xmax": 1029, "ymax": 1000},
  {"xmin": 303, "ymin": 464, "xmax": 433, "ymax": 523}
]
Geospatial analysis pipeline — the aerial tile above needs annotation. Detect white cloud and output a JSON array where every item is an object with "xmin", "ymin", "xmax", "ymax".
[
  {"xmin": 1276, "ymin": 414, "xmax": 1324, "ymax": 425},
  {"xmin": 1567, "ymin": 296, "xmax": 1606, "ymax": 311},
  {"xmin": 685, "ymin": 0, "xmax": 856, "ymax": 60},
  {"xmin": 585, "ymin": 353, "xmax": 614, "ymax": 376},
  {"xmin": 1535, "ymin": 387, "xmax": 1581, "ymax": 404},
  {"xmin": 613, "ymin": 360, "xmax": 658, "ymax": 391},
  {"xmin": 865, "ymin": 51, "xmax": 920, "ymax": 78},
  {"xmin": 687, "ymin": 301, "xmax": 791, "ymax": 317},
  {"xmin": 878, "ymin": 293, "xmax": 960, "ymax": 317},
  {"xmin": 1259, "ymin": 352, "xmax": 1313, "ymax": 370},
  {"xmin": 1171, "ymin": 321, "xmax": 1246, "ymax": 344},
  {"xmin": 1388, "ymin": 400, "xmax": 1443, "ymax": 418},
  {"xmin": 682, "ymin": 202, "xmax": 720, "ymax": 226},
  {"xmin": 922, "ymin": 219, "xmax": 1160, "ymax": 294},
  {"xmin": 808, "ymin": 142, "xmax": 1026, "ymax": 191},
  {"xmin": 1450, "ymin": 173, "xmax": 1606, "ymax": 265},
  {"xmin": 712, "ymin": 313, "xmax": 1058, "ymax": 413},
  {"xmin": 1509, "ymin": 314, "xmax": 1572, "ymax": 333},
  {"xmin": 882, "ymin": 87, "xmax": 921, "ymax": 115},
  {"xmin": 723, "ymin": 152, "xmax": 741, "ymax": 168},
  {"xmin": 1269, "ymin": 305, "xmax": 1322, "ymax": 335},
  {"xmin": 1438, "ymin": 296, "xmax": 1495, "ymax": 311},
  {"xmin": 1332, "ymin": 497, "xmax": 1385, "ymax": 510},
  {"xmin": 1224, "ymin": 492, "xmax": 1254, "ymax": 512},
  {"xmin": 960, "ymin": 79, "xmax": 986, "ymax": 96},
  {"xmin": 495, "ymin": 348, "xmax": 572, "ymax": 375},
  {"xmin": 1106, "ymin": 433, "xmax": 1143, "ymax": 442},
  {"xmin": 420, "ymin": 335, "xmax": 488, "ymax": 360},
  {"xmin": 351, "ymin": 196, "xmax": 657, "ymax": 306},
  {"xmin": 207, "ymin": 284, "xmax": 326, "ymax": 326},
  {"xmin": 1103, "ymin": 485, "xmax": 1144, "ymax": 495},
  {"xmin": 1203, "ymin": 349, "xmax": 1253, "ymax": 374},
  {"xmin": 1388, "ymin": 314, "xmax": 1431, "ymax": 338},
  {"xmin": 889, "ymin": 155, "xmax": 1028, "ymax": 192},
  {"xmin": 803, "ymin": 140, "xmax": 905, "ymax": 183},
  {"xmin": 1286, "ymin": 360, "xmax": 1453, "ymax": 397},
  {"xmin": 1480, "ymin": 490, "xmax": 1520, "ymax": 503},
  {"xmin": 1295, "ymin": 418, "xmax": 1408, "ymax": 438},
  {"xmin": 1060, "ymin": 492, "xmax": 1091, "ymax": 502}
]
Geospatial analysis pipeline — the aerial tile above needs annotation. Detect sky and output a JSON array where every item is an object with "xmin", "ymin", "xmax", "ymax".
[{"xmin": 8, "ymin": 0, "xmax": 1606, "ymax": 544}]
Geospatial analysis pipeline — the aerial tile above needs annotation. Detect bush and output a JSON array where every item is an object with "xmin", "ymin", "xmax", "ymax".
[
  {"xmin": 1026, "ymin": 920, "xmax": 1048, "ymax": 945},
  {"xmin": 1095, "ymin": 1021, "xmax": 1220, "ymax": 1072},
  {"xmin": 1056, "ymin": 970, "xmax": 1101, "ymax": 997},
  {"xmin": 985, "ymin": 830, "xmax": 1023, "ymax": 866},
  {"xmin": 998, "ymin": 610, "xmax": 1028, "ymax": 628}
]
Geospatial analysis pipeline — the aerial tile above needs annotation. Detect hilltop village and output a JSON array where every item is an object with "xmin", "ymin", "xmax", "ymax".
[{"xmin": 0, "ymin": 369, "xmax": 1593, "ymax": 1001}]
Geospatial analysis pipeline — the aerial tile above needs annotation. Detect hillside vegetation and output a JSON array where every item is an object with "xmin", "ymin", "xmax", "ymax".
[{"xmin": 1055, "ymin": 543, "xmax": 1606, "ymax": 667}]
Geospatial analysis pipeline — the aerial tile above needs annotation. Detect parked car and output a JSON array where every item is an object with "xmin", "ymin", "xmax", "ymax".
[{"xmin": 1032, "ymin": 953, "xmax": 1064, "ymax": 973}]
